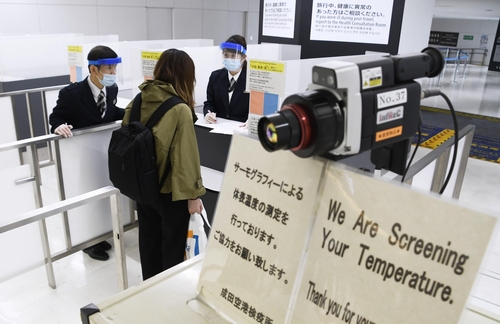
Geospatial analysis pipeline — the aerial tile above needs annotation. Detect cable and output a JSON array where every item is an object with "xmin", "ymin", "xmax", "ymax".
[
  {"xmin": 420, "ymin": 89, "xmax": 459, "ymax": 194},
  {"xmin": 437, "ymin": 92, "xmax": 459, "ymax": 194},
  {"xmin": 401, "ymin": 126, "xmax": 422, "ymax": 183}
]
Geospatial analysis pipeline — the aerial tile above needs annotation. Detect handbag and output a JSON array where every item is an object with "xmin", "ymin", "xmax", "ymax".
[{"xmin": 185, "ymin": 199, "xmax": 211, "ymax": 260}]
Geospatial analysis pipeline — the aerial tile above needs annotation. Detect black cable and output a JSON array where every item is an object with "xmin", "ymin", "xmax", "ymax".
[
  {"xmin": 437, "ymin": 91, "xmax": 459, "ymax": 194},
  {"xmin": 420, "ymin": 89, "xmax": 459, "ymax": 194},
  {"xmin": 401, "ymin": 126, "xmax": 422, "ymax": 183}
]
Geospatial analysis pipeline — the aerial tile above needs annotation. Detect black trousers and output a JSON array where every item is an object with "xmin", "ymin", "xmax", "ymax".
[{"xmin": 136, "ymin": 193, "xmax": 190, "ymax": 280}]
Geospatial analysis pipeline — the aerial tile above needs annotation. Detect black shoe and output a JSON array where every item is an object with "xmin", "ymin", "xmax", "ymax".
[
  {"xmin": 83, "ymin": 245, "xmax": 109, "ymax": 261},
  {"xmin": 98, "ymin": 240, "xmax": 112, "ymax": 251}
]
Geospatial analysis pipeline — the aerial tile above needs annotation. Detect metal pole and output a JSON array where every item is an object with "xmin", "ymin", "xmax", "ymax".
[
  {"xmin": 452, "ymin": 130, "xmax": 475, "ymax": 199},
  {"xmin": 110, "ymin": 193, "xmax": 128, "ymax": 290},
  {"xmin": 27, "ymin": 144, "xmax": 57, "ymax": 288},
  {"xmin": 40, "ymin": 91, "xmax": 55, "ymax": 163},
  {"xmin": 54, "ymin": 140, "xmax": 72, "ymax": 251},
  {"xmin": 430, "ymin": 148, "xmax": 451, "ymax": 193}
]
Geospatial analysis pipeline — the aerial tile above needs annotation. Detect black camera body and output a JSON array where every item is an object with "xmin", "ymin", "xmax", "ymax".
[{"xmin": 258, "ymin": 48, "xmax": 444, "ymax": 175}]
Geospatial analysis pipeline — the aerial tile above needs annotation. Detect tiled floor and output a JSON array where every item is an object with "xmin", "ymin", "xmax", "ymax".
[{"xmin": 0, "ymin": 64, "xmax": 499, "ymax": 324}]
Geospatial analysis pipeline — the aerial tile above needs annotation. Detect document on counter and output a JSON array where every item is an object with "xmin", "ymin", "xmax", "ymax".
[{"xmin": 195, "ymin": 113, "xmax": 248, "ymax": 135}]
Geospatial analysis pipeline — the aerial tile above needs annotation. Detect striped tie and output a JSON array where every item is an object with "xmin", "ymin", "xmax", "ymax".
[
  {"xmin": 228, "ymin": 77, "xmax": 236, "ymax": 92},
  {"xmin": 97, "ymin": 91, "xmax": 106, "ymax": 118}
]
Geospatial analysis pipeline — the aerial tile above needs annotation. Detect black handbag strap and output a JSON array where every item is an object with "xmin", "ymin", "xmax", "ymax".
[{"xmin": 129, "ymin": 93, "xmax": 185, "ymax": 189}]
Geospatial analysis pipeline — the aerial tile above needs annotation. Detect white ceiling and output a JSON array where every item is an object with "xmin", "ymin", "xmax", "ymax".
[{"xmin": 433, "ymin": 0, "xmax": 500, "ymax": 19}]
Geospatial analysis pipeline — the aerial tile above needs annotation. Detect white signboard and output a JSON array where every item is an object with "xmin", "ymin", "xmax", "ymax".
[
  {"xmin": 262, "ymin": 0, "xmax": 296, "ymax": 39},
  {"xmin": 197, "ymin": 135, "xmax": 324, "ymax": 323},
  {"xmin": 310, "ymin": 0, "xmax": 394, "ymax": 45},
  {"xmin": 195, "ymin": 135, "xmax": 496, "ymax": 323},
  {"xmin": 291, "ymin": 162, "xmax": 497, "ymax": 323}
]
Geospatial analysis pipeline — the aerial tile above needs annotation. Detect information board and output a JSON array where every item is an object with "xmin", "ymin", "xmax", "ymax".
[
  {"xmin": 262, "ymin": 0, "xmax": 297, "ymax": 39},
  {"xmin": 310, "ymin": 0, "xmax": 394, "ymax": 45}
]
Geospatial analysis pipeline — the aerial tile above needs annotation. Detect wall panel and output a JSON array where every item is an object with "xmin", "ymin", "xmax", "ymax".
[
  {"xmin": 38, "ymin": 5, "xmax": 98, "ymax": 35},
  {"xmin": 97, "ymin": 6, "xmax": 147, "ymax": 41},
  {"xmin": 147, "ymin": 8, "xmax": 173, "ymax": 40},
  {"xmin": 174, "ymin": 0, "xmax": 202, "ymax": 9},
  {"xmin": 173, "ymin": 9, "xmax": 203, "ymax": 39},
  {"xmin": 203, "ymin": 0, "xmax": 228, "ymax": 11},
  {"xmin": 147, "ymin": 0, "xmax": 174, "ymax": 8},
  {"xmin": 0, "ymin": 4, "xmax": 40, "ymax": 34}
]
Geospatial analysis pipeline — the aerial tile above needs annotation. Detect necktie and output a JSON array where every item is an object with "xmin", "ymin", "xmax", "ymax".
[
  {"xmin": 97, "ymin": 91, "xmax": 106, "ymax": 118},
  {"xmin": 228, "ymin": 77, "xmax": 236, "ymax": 93}
]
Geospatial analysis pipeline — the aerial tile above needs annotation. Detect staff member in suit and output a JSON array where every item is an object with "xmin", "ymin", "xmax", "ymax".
[
  {"xmin": 49, "ymin": 45, "xmax": 125, "ymax": 261},
  {"xmin": 203, "ymin": 35, "xmax": 249, "ymax": 124}
]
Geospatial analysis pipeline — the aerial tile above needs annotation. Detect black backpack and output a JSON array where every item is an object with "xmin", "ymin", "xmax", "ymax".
[{"xmin": 108, "ymin": 93, "xmax": 183, "ymax": 204}]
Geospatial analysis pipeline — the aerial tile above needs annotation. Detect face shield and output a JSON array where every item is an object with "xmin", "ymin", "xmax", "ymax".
[
  {"xmin": 220, "ymin": 42, "xmax": 246, "ymax": 72},
  {"xmin": 88, "ymin": 57, "xmax": 123, "ymax": 87}
]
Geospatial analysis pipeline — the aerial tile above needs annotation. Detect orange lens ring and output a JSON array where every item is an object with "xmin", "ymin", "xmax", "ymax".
[{"xmin": 282, "ymin": 104, "xmax": 313, "ymax": 151}]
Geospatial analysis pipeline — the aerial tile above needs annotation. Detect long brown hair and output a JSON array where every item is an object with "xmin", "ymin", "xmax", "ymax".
[{"xmin": 153, "ymin": 49, "xmax": 196, "ymax": 108}]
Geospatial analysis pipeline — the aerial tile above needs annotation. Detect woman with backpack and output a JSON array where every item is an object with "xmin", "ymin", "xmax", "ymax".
[{"xmin": 121, "ymin": 49, "xmax": 206, "ymax": 280}]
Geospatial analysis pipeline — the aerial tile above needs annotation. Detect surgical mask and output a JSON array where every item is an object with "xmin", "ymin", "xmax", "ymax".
[
  {"xmin": 223, "ymin": 59, "xmax": 242, "ymax": 72},
  {"xmin": 98, "ymin": 72, "xmax": 116, "ymax": 87}
]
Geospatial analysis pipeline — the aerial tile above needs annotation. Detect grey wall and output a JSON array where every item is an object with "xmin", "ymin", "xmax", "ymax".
[{"xmin": 0, "ymin": 0, "xmax": 260, "ymax": 45}]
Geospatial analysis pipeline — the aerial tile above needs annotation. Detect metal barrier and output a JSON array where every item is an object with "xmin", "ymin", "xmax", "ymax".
[
  {"xmin": 0, "ymin": 85, "xmax": 66, "ymax": 137},
  {"xmin": 392, "ymin": 124, "xmax": 475, "ymax": 199},
  {"xmin": 0, "ymin": 121, "xmax": 134, "ymax": 290},
  {"xmin": 0, "ymin": 85, "xmax": 66, "ymax": 165},
  {"xmin": 438, "ymin": 47, "xmax": 488, "ymax": 65},
  {"xmin": 0, "ymin": 186, "xmax": 128, "ymax": 290}
]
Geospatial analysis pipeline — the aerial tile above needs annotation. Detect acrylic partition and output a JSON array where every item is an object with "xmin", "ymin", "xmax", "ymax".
[
  {"xmin": 68, "ymin": 39, "xmax": 214, "ymax": 92},
  {"xmin": 0, "ymin": 34, "xmax": 118, "ymax": 82},
  {"xmin": 129, "ymin": 43, "xmax": 302, "ymax": 103},
  {"xmin": 57, "ymin": 126, "xmax": 132, "ymax": 245},
  {"xmin": 0, "ymin": 142, "xmax": 45, "ymax": 282},
  {"xmin": 0, "ymin": 96, "xmax": 17, "ymax": 147}
]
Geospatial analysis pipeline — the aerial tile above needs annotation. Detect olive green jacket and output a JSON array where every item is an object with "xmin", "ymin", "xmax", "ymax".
[{"xmin": 122, "ymin": 80, "xmax": 205, "ymax": 201}]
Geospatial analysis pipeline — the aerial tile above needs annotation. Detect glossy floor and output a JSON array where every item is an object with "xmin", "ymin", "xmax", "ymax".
[{"xmin": 0, "ymin": 65, "xmax": 499, "ymax": 324}]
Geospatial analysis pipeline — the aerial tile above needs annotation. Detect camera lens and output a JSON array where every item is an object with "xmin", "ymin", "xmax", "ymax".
[
  {"xmin": 257, "ymin": 89, "xmax": 345, "ymax": 158},
  {"xmin": 265, "ymin": 123, "xmax": 278, "ymax": 144},
  {"xmin": 258, "ymin": 109, "xmax": 301, "ymax": 151}
]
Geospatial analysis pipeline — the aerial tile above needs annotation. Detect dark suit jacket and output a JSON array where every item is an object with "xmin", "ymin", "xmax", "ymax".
[
  {"xmin": 203, "ymin": 68, "xmax": 249, "ymax": 123},
  {"xmin": 49, "ymin": 77, "xmax": 125, "ymax": 133}
]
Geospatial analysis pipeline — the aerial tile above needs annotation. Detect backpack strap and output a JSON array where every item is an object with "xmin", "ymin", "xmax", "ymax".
[
  {"xmin": 130, "ymin": 93, "xmax": 142, "ymax": 123},
  {"xmin": 143, "ymin": 95, "xmax": 185, "ymax": 190},
  {"xmin": 145, "ymin": 96, "xmax": 184, "ymax": 129}
]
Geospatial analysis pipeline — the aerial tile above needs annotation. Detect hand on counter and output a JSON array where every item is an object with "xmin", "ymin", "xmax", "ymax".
[
  {"xmin": 205, "ymin": 110, "xmax": 217, "ymax": 124},
  {"xmin": 54, "ymin": 123, "xmax": 74, "ymax": 138}
]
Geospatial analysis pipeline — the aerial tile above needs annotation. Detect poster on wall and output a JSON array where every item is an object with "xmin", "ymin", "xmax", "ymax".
[
  {"xmin": 262, "ymin": 0, "xmax": 296, "ymax": 39},
  {"xmin": 246, "ymin": 59, "xmax": 287, "ymax": 135},
  {"xmin": 141, "ymin": 51, "xmax": 161, "ymax": 80},
  {"xmin": 310, "ymin": 0, "xmax": 394, "ymax": 44},
  {"xmin": 67, "ymin": 46, "xmax": 84, "ymax": 82},
  {"xmin": 480, "ymin": 34, "xmax": 489, "ymax": 49}
]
